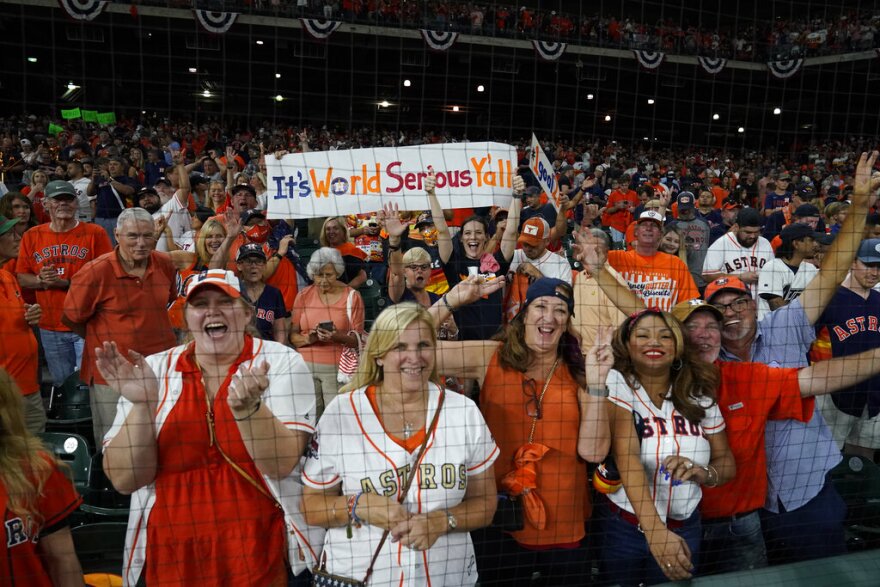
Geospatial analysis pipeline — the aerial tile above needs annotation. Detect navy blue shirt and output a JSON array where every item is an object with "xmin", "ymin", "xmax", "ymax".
[
  {"xmin": 816, "ymin": 286, "xmax": 880, "ymax": 418},
  {"xmin": 442, "ymin": 241, "xmax": 510, "ymax": 340},
  {"xmin": 94, "ymin": 175, "xmax": 139, "ymax": 218},
  {"xmin": 244, "ymin": 284, "xmax": 289, "ymax": 341}
]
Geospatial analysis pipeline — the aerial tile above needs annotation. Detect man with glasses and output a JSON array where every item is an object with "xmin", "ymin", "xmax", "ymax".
[{"xmin": 62, "ymin": 207, "xmax": 177, "ymax": 447}]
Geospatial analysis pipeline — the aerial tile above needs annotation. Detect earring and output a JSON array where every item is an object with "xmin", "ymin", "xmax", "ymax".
[
  {"xmin": 376, "ymin": 360, "xmax": 383, "ymax": 367},
  {"xmin": 671, "ymin": 358, "xmax": 683, "ymax": 371}
]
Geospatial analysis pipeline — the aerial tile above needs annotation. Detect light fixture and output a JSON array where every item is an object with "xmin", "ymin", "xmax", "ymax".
[
  {"xmin": 604, "ymin": 115, "xmax": 611, "ymax": 121},
  {"xmin": 203, "ymin": 90, "xmax": 211, "ymax": 97},
  {"xmin": 587, "ymin": 93, "xmax": 595, "ymax": 100},
  {"xmin": 275, "ymin": 94, "xmax": 284, "ymax": 102},
  {"xmin": 141, "ymin": 110, "xmax": 146, "ymax": 114},
  {"xmin": 477, "ymin": 84, "xmax": 485, "ymax": 92},
  {"xmin": 452, "ymin": 106, "xmax": 460, "ymax": 112},
  {"xmin": 378, "ymin": 100, "xmax": 391, "ymax": 108},
  {"xmin": 27, "ymin": 57, "xmax": 37, "ymax": 63},
  {"xmin": 275, "ymin": 73, "xmax": 281, "ymax": 79},
  {"xmin": 643, "ymin": 136, "xmax": 649, "ymax": 140},
  {"xmin": 188, "ymin": 67, "xmax": 197, "ymax": 73},
  {"xmin": 712, "ymin": 113, "xmax": 720, "ymax": 120},
  {"xmin": 256, "ymin": 40, "xmax": 264, "ymax": 45},
  {"xmin": 647, "ymin": 99, "xmax": 655, "ymax": 105},
  {"xmin": 773, "ymin": 107, "xmax": 782, "ymax": 115},
  {"xmin": 737, "ymin": 127, "xmax": 745, "ymax": 133},
  {"xmin": 67, "ymin": 82, "xmax": 79, "ymax": 91},
  {"xmin": 403, "ymin": 79, "xmax": 411, "ymax": 87}
]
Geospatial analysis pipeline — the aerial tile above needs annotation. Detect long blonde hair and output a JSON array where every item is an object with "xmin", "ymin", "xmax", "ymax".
[
  {"xmin": 319, "ymin": 216, "xmax": 350, "ymax": 247},
  {"xmin": 195, "ymin": 218, "xmax": 227, "ymax": 266},
  {"xmin": 0, "ymin": 370, "xmax": 57, "ymax": 524},
  {"xmin": 341, "ymin": 303, "xmax": 440, "ymax": 392}
]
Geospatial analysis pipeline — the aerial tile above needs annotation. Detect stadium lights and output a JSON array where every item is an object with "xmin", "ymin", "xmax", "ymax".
[
  {"xmin": 737, "ymin": 127, "xmax": 745, "ymax": 133},
  {"xmin": 773, "ymin": 107, "xmax": 782, "ymax": 115},
  {"xmin": 477, "ymin": 84, "xmax": 485, "ymax": 92},
  {"xmin": 67, "ymin": 82, "xmax": 79, "ymax": 91},
  {"xmin": 275, "ymin": 73, "xmax": 281, "ymax": 79},
  {"xmin": 604, "ymin": 115, "xmax": 612, "ymax": 122},
  {"xmin": 647, "ymin": 99, "xmax": 655, "ymax": 105},
  {"xmin": 378, "ymin": 100, "xmax": 391, "ymax": 108},
  {"xmin": 188, "ymin": 67, "xmax": 197, "ymax": 73},
  {"xmin": 587, "ymin": 93, "xmax": 595, "ymax": 100},
  {"xmin": 256, "ymin": 40, "xmax": 264, "ymax": 45},
  {"xmin": 275, "ymin": 95, "xmax": 284, "ymax": 102},
  {"xmin": 643, "ymin": 136, "xmax": 649, "ymax": 140},
  {"xmin": 452, "ymin": 106, "xmax": 460, "ymax": 112},
  {"xmin": 141, "ymin": 110, "xmax": 146, "ymax": 114},
  {"xmin": 203, "ymin": 90, "xmax": 211, "ymax": 97},
  {"xmin": 27, "ymin": 57, "xmax": 37, "ymax": 63},
  {"xmin": 403, "ymin": 79, "xmax": 411, "ymax": 87},
  {"xmin": 712, "ymin": 113, "xmax": 720, "ymax": 120}
]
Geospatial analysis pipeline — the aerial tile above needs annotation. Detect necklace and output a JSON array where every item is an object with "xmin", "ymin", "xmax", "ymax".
[{"xmin": 403, "ymin": 421, "xmax": 414, "ymax": 440}]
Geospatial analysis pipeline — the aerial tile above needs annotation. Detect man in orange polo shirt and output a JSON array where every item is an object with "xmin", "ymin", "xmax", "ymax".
[
  {"xmin": 0, "ymin": 217, "xmax": 44, "ymax": 432},
  {"xmin": 63, "ymin": 208, "xmax": 177, "ymax": 447}
]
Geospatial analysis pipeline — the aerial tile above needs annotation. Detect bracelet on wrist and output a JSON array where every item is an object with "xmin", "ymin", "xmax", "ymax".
[
  {"xmin": 232, "ymin": 399, "xmax": 261, "ymax": 421},
  {"xmin": 703, "ymin": 464, "xmax": 719, "ymax": 487},
  {"xmin": 388, "ymin": 243, "xmax": 401, "ymax": 251},
  {"xmin": 442, "ymin": 295, "xmax": 457, "ymax": 313}
]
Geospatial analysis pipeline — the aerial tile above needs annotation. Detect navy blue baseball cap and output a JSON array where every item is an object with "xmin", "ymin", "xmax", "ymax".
[
  {"xmin": 520, "ymin": 277, "xmax": 575, "ymax": 316},
  {"xmin": 857, "ymin": 239, "xmax": 880, "ymax": 264}
]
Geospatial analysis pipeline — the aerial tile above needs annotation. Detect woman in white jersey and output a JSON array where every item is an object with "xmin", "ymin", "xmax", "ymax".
[{"xmin": 599, "ymin": 309, "xmax": 735, "ymax": 586}]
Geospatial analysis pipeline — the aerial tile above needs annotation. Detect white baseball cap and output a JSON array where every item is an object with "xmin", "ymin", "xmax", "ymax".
[
  {"xmin": 637, "ymin": 210, "xmax": 665, "ymax": 225},
  {"xmin": 185, "ymin": 269, "xmax": 241, "ymax": 300}
]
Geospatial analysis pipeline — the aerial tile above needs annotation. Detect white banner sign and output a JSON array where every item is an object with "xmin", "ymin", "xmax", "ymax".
[
  {"xmin": 528, "ymin": 134, "xmax": 560, "ymax": 211},
  {"xmin": 265, "ymin": 142, "xmax": 517, "ymax": 218}
]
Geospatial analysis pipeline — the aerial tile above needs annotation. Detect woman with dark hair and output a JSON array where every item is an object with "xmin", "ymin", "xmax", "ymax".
[
  {"xmin": 433, "ymin": 276, "xmax": 612, "ymax": 586},
  {"xmin": 659, "ymin": 224, "xmax": 688, "ymax": 263},
  {"xmin": 0, "ymin": 191, "xmax": 38, "ymax": 233},
  {"xmin": 598, "ymin": 309, "xmax": 735, "ymax": 586},
  {"xmin": 432, "ymin": 171, "xmax": 523, "ymax": 340}
]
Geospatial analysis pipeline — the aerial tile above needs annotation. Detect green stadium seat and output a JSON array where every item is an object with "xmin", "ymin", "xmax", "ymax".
[
  {"xmin": 830, "ymin": 454, "xmax": 880, "ymax": 535},
  {"xmin": 38, "ymin": 432, "xmax": 91, "ymax": 493},
  {"xmin": 79, "ymin": 453, "xmax": 130, "ymax": 520},
  {"xmin": 360, "ymin": 279, "xmax": 388, "ymax": 330},
  {"xmin": 46, "ymin": 371, "xmax": 92, "ymax": 436},
  {"xmin": 72, "ymin": 522, "xmax": 127, "ymax": 574}
]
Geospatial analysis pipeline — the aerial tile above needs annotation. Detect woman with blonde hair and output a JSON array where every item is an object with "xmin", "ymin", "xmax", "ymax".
[
  {"xmin": 205, "ymin": 179, "xmax": 229, "ymax": 212},
  {"xmin": 0, "ymin": 369, "xmax": 84, "ymax": 585},
  {"xmin": 301, "ymin": 302, "xmax": 499, "ymax": 585},
  {"xmin": 319, "ymin": 216, "xmax": 368, "ymax": 288},
  {"xmin": 659, "ymin": 224, "xmax": 688, "ymax": 264}
]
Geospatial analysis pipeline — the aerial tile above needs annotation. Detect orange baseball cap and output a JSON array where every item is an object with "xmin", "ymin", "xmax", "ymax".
[{"xmin": 704, "ymin": 276, "xmax": 751, "ymax": 302}]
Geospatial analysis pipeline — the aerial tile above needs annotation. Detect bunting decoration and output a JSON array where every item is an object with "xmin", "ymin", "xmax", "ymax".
[
  {"xmin": 767, "ymin": 58, "xmax": 804, "ymax": 79},
  {"xmin": 193, "ymin": 10, "xmax": 239, "ymax": 35},
  {"xmin": 634, "ymin": 50, "xmax": 665, "ymax": 70},
  {"xmin": 300, "ymin": 19, "xmax": 342, "ymax": 40},
  {"xmin": 697, "ymin": 56, "xmax": 727, "ymax": 75},
  {"xmin": 58, "ymin": 0, "xmax": 108, "ymax": 22},
  {"xmin": 420, "ymin": 30, "xmax": 459, "ymax": 52},
  {"xmin": 532, "ymin": 40, "xmax": 567, "ymax": 61}
]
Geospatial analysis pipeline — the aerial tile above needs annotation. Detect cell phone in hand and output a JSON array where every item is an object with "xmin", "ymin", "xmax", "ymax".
[{"xmin": 318, "ymin": 321, "xmax": 335, "ymax": 331}]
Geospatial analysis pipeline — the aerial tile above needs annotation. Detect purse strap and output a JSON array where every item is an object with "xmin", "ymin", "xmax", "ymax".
[
  {"xmin": 526, "ymin": 358, "xmax": 560, "ymax": 445},
  {"xmin": 360, "ymin": 389, "xmax": 446, "ymax": 585}
]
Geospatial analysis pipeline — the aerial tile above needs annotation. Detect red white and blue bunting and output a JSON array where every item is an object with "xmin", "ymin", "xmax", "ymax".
[
  {"xmin": 58, "ymin": 0, "xmax": 108, "ymax": 22},
  {"xmin": 300, "ymin": 19, "xmax": 342, "ymax": 40},
  {"xmin": 532, "ymin": 40, "xmax": 567, "ymax": 61},
  {"xmin": 634, "ymin": 50, "xmax": 665, "ymax": 70},
  {"xmin": 697, "ymin": 56, "xmax": 727, "ymax": 75},
  {"xmin": 767, "ymin": 58, "xmax": 804, "ymax": 79},
  {"xmin": 420, "ymin": 30, "xmax": 459, "ymax": 52},
  {"xmin": 193, "ymin": 10, "xmax": 239, "ymax": 34}
]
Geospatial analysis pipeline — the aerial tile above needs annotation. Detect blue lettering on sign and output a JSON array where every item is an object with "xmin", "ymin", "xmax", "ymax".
[
  {"xmin": 330, "ymin": 177, "xmax": 350, "ymax": 196},
  {"xmin": 273, "ymin": 172, "xmax": 312, "ymax": 199},
  {"xmin": 537, "ymin": 161, "xmax": 556, "ymax": 191}
]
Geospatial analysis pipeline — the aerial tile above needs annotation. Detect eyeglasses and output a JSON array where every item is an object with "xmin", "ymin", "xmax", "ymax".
[
  {"xmin": 405, "ymin": 263, "xmax": 431, "ymax": 272},
  {"xmin": 522, "ymin": 378, "xmax": 541, "ymax": 419},
  {"xmin": 712, "ymin": 297, "xmax": 751, "ymax": 313}
]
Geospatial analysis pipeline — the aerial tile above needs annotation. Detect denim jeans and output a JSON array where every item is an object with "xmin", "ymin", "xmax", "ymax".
[
  {"xmin": 40, "ymin": 329, "xmax": 84, "ymax": 387},
  {"xmin": 95, "ymin": 216, "xmax": 118, "ymax": 246},
  {"xmin": 597, "ymin": 500, "xmax": 702, "ymax": 587},
  {"xmin": 699, "ymin": 510, "xmax": 767, "ymax": 575}
]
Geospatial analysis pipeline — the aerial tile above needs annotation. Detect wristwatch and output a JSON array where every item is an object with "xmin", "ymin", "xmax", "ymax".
[{"xmin": 445, "ymin": 510, "xmax": 457, "ymax": 532}]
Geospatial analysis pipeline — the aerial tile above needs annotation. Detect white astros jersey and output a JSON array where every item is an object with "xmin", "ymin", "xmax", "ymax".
[{"xmin": 702, "ymin": 232, "xmax": 774, "ymax": 298}]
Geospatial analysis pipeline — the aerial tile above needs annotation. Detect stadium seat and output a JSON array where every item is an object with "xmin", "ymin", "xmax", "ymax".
[
  {"xmin": 79, "ymin": 453, "xmax": 130, "ymax": 520},
  {"xmin": 72, "ymin": 522, "xmax": 127, "ymax": 576},
  {"xmin": 38, "ymin": 432, "xmax": 91, "ymax": 493},
  {"xmin": 46, "ymin": 371, "xmax": 93, "ymax": 440},
  {"xmin": 830, "ymin": 454, "xmax": 880, "ymax": 547},
  {"xmin": 360, "ymin": 279, "xmax": 387, "ymax": 329}
]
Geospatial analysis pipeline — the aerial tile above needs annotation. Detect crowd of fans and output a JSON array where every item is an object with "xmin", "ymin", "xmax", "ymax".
[
  {"xmin": 3, "ymin": 112, "xmax": 880, "ymax": 586},
  {"xmin": 181, "ymin": 0, "xmax": 880, "ymax": 61}
]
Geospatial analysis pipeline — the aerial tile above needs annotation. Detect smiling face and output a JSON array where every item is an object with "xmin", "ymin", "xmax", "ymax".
[
  {"xmin": 626, "ymin": 314, "xmax": 677, "ymax": 374},
  {"xmin": 460, "ymin": 219, "xmax": 488, "ymax": 259},
  {"xmin": 185, "ymin": 288, "xmax": 252, "ymax": 358},
  {"xmin": 683, "ymin": 311, "xmax": 722, "ymax": 363},
  {"xmin": 851, "ymin": 259, "xmax": 880, "ymax": 290},
  {"xmin": 379, "ymin": 321, "xmax": 436, "ymax": 395},
  {"xmin": 634, "ymin": 220, "xmax": 662, "ymax": 249},
  {"xmin": 208, "ymin": 182, "xmax": 226, "ymax": 205},
  {"xmin": 323, "ymin": 219, "xmax": 345, "ymax": 246},
  {"xmin": 522, "ymin": 295, "xmax": 570, "ymax": 355},
  {"xmin": 659, "ymin": 230, "xmax": 680, "ymax": 255},
  {"xmin": 710, "ymin": 290, "xmax": 757, "ymax": 346}
]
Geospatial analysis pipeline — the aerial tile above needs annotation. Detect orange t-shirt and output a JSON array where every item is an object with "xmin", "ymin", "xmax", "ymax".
[
  {"xmin": 480, "ymin": 351, "xmax": 589, "ymax": 546},
  {"xmin": 607, "ymin": 250, "xmax": 700, "ymax": 311},
  {"xmin": 0, "ymin": 268, "xmax": 39, "ymax": 395},
  {"xmin": 63, "ymin": 250, "xmax": 178, "ymax": 385},
  {"xmin": 700, "ymin": 362, "xmax": 813, "ymax": 519},
  {"xmin": 291, "ymin": 285, "xmax": 365, "ymax": 366},
  {"xmin": 602, "ymin": 189, "xmax": 639, "ymax": 233},
  {"xmin": 16, "ymin": 222, "xmax": 113, "ymax": 331}
]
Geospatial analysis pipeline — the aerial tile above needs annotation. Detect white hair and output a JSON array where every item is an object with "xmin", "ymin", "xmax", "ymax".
[
  {"xmin": 306, "ymin": 247, "xmax": 345, "ymax": 279},
  {"xmin": 116, "ymin": 207, "xmax": 154, "ymax": 229}
]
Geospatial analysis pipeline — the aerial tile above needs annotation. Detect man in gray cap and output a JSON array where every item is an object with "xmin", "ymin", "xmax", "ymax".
[
  {"xmin": 16, "ymin": 180, "xmax": 112, "ymax": 390},
  {"xmin": 669, "ymin": 191, "xmax": 711, "ymax": 288}
]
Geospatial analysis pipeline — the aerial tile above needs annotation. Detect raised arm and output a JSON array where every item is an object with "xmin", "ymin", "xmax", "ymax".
[
  {"xmin": 499, "ymin": 175, "xmax": 525, "ymax": 262},
  {"xmin": 573, "ymin": 227, "xmax": 646, "ymax": 315},
  {"xmin": 381, "ymin": 202, "xmax": 409, "ymax": 303},
  {"xmin": 425, "ymin": 169, "xmax": 453, "ymax": 264},
  {"xmin": 799, "ymin": 150, "xmax": 879, "ymax": 324},
  {"xmin": 210, "ymin": 209, "xmax": 242, "ymax": 269},
  {"xmin": 578, "ymin": 326, "xmax": 613, "ymax": 462},
  {"xmin": 799, "ymin": 343, "xmax": 880, "ymax": 397}
]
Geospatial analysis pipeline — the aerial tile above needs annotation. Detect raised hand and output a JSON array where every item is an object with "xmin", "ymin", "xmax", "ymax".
[
  {"xmin": 95, "ymin": 342, "xmax": 159, "ymax": 406},
  {"xmin": 584, "ymin": 325, "xmax": 614, "ymax": 390},
  {"xmin": 443, "ymin": 275, "xmax": 507, "ymax": 309},
  {"xmin": 381, "ymin": 202, "xmax": 408, "ymax": 237},
  {"xmin": 424, "ymin": 167, "xmax": 437, "ymax": 194},
  {"xmin": 228, "ymin": 360, "xmax": 269, "ymax": 415},
  {"xmin": 224, "ymin": 207, "xmax": 242, "ymax": 235},
  {"xmin": 853, "ymin": 151, "xmax": 880, "ymax": 208},
  {"xmin": 571, "ymin": 228, "xmax": 606, "ymax": 273},
  {"xmin": 512, "ymin": 174, "xmax": 525, "ymax": 196}
]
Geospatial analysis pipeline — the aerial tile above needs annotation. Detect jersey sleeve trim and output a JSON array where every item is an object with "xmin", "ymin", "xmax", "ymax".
[
  {"xmin": 466, "ymin": 443, "xmax": 499, "ymax": 474},
  {"xmin": 301, "ymin": 470, "xmax": 341, "ymax": 488}
]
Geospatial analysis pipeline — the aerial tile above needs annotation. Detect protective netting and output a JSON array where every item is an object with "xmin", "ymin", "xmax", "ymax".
[{"xmin": 2, "ymin": 1, "xmax": 880, "ymax": 586}]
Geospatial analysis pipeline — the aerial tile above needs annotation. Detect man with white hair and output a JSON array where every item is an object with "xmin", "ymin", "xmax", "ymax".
[{"xmin": 63, "ymin": 207, "xmax": 178, "ymax": 446}]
